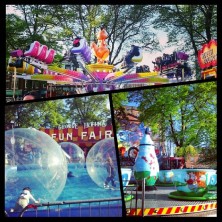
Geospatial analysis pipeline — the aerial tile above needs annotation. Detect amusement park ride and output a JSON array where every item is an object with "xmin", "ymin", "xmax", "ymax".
[
  {"xmin": 7, "ymin": 26, "xmax": 196, "ymax": 100},
  {"xmin": 118, "ymin": 126, "xmax": 216, "ymax": 217}
]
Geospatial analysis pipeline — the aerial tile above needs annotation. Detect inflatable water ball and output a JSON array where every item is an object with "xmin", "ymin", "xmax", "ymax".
[
  {"xmin": 86, "ymin": 137, "xmax": 119, "ymax": 188},
  {"xmin": 59, "ymin": 142, "xmax": 85, "ymax": 177},
  {"xmin": 5, "ymin": 128, "xmax": 67, "ymax": 209}
]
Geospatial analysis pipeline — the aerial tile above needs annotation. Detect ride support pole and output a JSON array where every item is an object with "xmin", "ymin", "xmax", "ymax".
[
  {"xmin": 182, "ymin": 68, "xmax": 184, "ymax": 81},
  {"xmin": 142, "ymin": 178, "xmax": 145, "ymax": 217},
  {"xmin": 13, "ymin": 67, "xmax": 17, "ymax": 101},
  {"xmin": 50, "ymin": 83, "xmax": 52, "ymax": 97}
]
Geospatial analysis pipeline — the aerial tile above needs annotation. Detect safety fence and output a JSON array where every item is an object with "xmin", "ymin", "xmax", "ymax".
[
  {"xmin": 5, "ymin": 181, "xmax": 217, "ymax": 217},
  {"xmin": 6, "ymin": 197, "xmax": 123, "ymax": 217}
]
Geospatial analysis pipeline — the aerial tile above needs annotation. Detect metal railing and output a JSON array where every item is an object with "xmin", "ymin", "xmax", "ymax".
[
  {"xmin": 122, "ymin": 178, "xmax": 146, "ymax": 217},
  {"xmin": 8, "ymin": 197, "xmax": 122, "ymax": 217}
]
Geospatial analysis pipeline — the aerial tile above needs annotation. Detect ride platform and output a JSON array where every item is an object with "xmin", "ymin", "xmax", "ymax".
[{"xmin": 124, "ymin": 185, "xmax": 217, "ymax": 217}]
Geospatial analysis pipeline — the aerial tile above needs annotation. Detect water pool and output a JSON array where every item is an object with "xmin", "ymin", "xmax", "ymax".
[
  {"xmin": 58, "ymin": 164, "xmax": 122, "ymax": 201},
  {"xmin": 5, "ymin": 164, "xmax": 123, "ymax": 217}
]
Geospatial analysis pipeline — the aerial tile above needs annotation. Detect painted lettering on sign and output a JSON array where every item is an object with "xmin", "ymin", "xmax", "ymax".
[
  {"xmin": 50, "ymin": 130, "xmax": 112, "ymax": 141},
  {"xmin": 39, "ymin": 125, "xmax": 113, "ymax": 145},
  {"xmin": 57, "ymin": 121, "xmax": 107, "ymax": 130},
  {"xmin": 198, "ymin": 39, "xmax": 217, "ymax": 69}
]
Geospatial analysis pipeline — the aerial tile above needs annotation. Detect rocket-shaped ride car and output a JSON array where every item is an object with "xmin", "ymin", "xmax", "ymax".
[{"xmin": 129, "ymin": 127, "xmax": 159, "ymax": 190}]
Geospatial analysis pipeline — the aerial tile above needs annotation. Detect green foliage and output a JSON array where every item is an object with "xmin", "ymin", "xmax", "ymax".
[
  {"xmin": 5, "ymin": 100, "xmax": 65, "ymax": 129},
  {"xmin": 112, "ymin": 92, "xmax": 129, "ymax": 131},
  {"xmin": 175, "ymin": 146, "xmax": 184, "ymax": 157},
  {"xmin": 6, "ymin": 5, "xmax": 161, "ymax": 66},
  {"xmin": 184, "ymin": 145, "xmax": 198, "ymax": 156},
  {"xmin": 6, "ymin": 5, "xmax": 65, "ymax": 58},
  {"xmin": 64, "ymin": 94, "xmax": 111, "ymax": 124},
  {"xmin": 152, "ymin": 5, "xmax": 217, "ymax": 79},
  {"xmin": 5, "ymin": 95, "xmax": 110, "ymax": 129},
  {"xmin": 175, "ymin": 145, "xmax": 198, "ymax": 157},
  {"xmin": 112, "ymin": 92, "xmax": 128, "ymax": 109},
  {"xmin": 128, "ymin": 81, "xmax": 216, "ymax": 150}
]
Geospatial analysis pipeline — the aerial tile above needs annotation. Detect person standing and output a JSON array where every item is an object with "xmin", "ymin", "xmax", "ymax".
[{"xmin": 104, "ymin": 154, "xmax": 116, "ymax": 189}]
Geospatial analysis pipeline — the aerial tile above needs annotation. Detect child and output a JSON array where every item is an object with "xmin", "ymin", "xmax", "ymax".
[{"xmin": 10, "ymin": 187, "xmax": 39, "ymax": 212}]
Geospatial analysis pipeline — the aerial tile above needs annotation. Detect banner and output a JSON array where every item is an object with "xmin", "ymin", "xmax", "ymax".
[{"xmin": 39, "ymin": 125, "xmax": 113, "ymax": 148}]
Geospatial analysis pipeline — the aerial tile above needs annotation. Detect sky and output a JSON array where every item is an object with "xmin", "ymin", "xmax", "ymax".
[
  {"xmin": 6, "ymin": 5, "xmax": 21, "ymax": 16},
  {"xmin": 6, "ymin": 5, "xmax": 177, "ymax": 70},
  {"xmin": 138, "ymin": 33, "xmax": 177, "ymax": 70}
]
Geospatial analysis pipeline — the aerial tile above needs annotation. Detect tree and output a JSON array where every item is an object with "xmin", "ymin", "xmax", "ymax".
[
  {"xmin": 43, "ymin": 5, "xmax": 161, "ymax": 65},
  {"xmin": 111, "ymin": 92, "xmax": 129, "ymax": 130},
  {"xmin": 153, "ymin": 5, "xmax": 217, "ymax": 79},
  {"xmin": 7, "ymin": 5, "xmax": 161, "ymax": 66},
  {"xmin": 127, "ymin": 81, "xmax": 216, "ymax": 150},
  {"xmin": 6, "ymin": 14, "xmax": 27, "ymax": 59},
  {"xmin": 5, "ymin": 100, "xmax": 66, "ymax": 129},
  {"xmin": 64, "ymin": 94, "xmax": 111, "ymax": 124},
  {"xmin": 175, "ymin": 145, "xmax": 198, "ymax": 158},
  {"xmin": 100, "ymin": 5, "xmax": 161, "ymax": 65},
  {"xmin": 6, "ymin": 5, "xmax": 66, "ymax": 62},
  {"xmin": 5, "ymin": 95, "xmax": 111, "ymax": 129}
]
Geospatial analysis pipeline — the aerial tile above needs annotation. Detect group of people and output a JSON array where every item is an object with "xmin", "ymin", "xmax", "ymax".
[
  {"xmin": 152, "ymin": 52, "xmax": 178, "ymax": 69},
  {"xmin": 152, "ymin": 52, "xmax": 191, "ymax": 77},
  {"xmin": 136, "ymin": 65, "xmax": 150, "ymax": 73}
]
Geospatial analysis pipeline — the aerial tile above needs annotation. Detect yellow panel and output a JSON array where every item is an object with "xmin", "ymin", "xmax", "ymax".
[{"xmin": 86, "ymin": 64, "xmax": 114, "ymax": 72}]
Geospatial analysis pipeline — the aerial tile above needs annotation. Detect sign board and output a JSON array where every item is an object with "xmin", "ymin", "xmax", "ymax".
[
  {"xmin": 39, "ymin": 125, "xmax": 113, "ymax": 148},
  {"xmin": 198, "ymin": 39, "xmax": 217, "ymax": 70}
]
